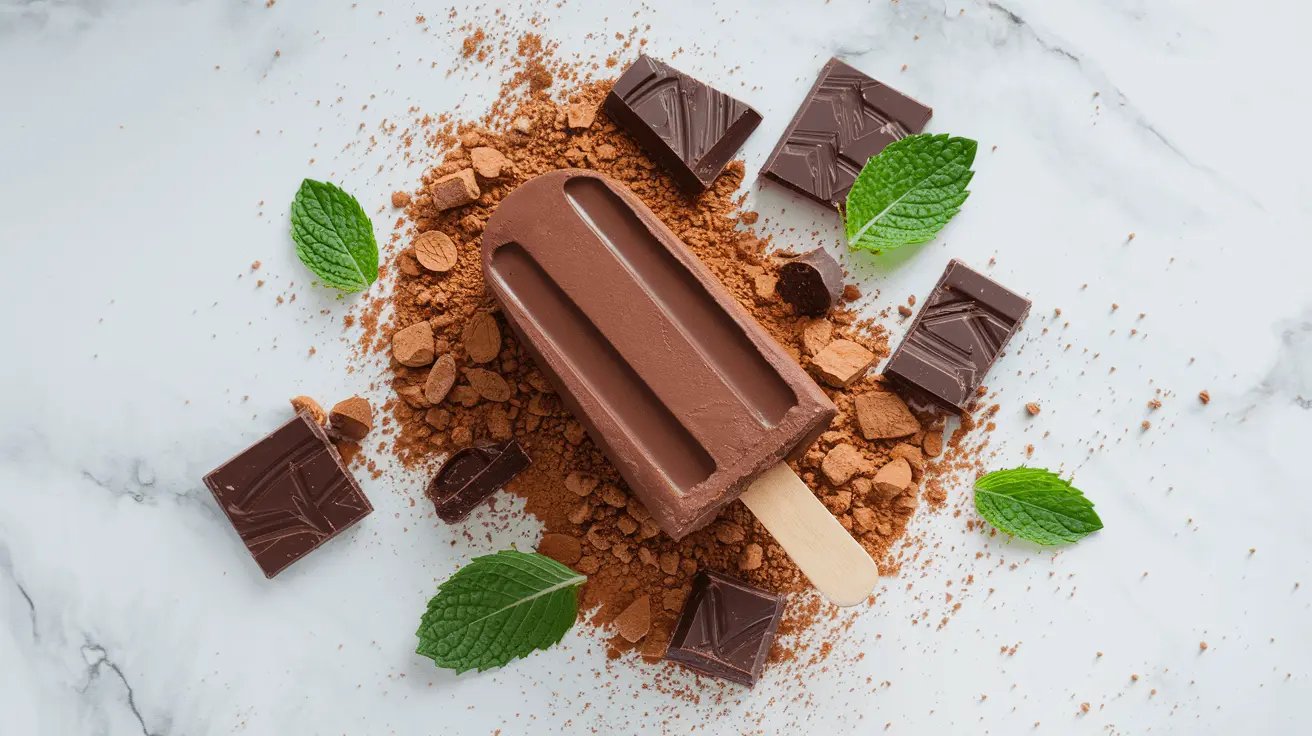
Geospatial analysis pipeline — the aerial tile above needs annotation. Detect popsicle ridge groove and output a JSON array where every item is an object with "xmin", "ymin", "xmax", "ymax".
[
  {"xmin": 562, "ymin": 176, "xmax": 795, "ymax": 428},
  {"xmin": 488, "ymin": 241, "xmax": 716, "ymax": 495}
]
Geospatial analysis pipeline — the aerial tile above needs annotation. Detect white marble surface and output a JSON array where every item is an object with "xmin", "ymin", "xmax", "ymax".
[{"xmin": 3, "ymin": 0, "xmax": 1311, "ymax": 733}]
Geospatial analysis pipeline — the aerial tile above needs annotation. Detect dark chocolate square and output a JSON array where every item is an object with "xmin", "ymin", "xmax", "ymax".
[
  {"xmin": 883, "ymin": 260, "xmax": 1031, "ymax": 414},
  {"xmin": 761, "ymin": 57, "xmax": 932, "ymax": 208},
  {"xmin": 663, "ymin": 570, "xmax": 784, "ymax": 686},
  {"xmin": 604, "ymin": 55, "xmax": 763, "ymax": 193},
  {"xmin": 203, "ymin": 413, "xmax": 373, "ymax": 578}
]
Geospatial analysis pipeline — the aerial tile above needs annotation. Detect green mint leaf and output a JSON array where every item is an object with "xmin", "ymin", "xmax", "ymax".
[
  {"xmin": 844, "ymin": 133, "xmax": 977, "ymax": 254},
  {"xmin": 415, "ymin": 550, "xmax": 586, "ymax": 673},
  {"xmin": 289, "ymin": 179, "xmax": 378, "ymax": 292},
  {"xmin": 974, "ymin": 468, "xmax": 1103, "ymax": 545}
]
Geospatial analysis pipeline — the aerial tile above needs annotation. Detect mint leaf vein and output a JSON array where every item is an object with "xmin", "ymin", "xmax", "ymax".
[
  {"xmin": 290, "ymin": 179, "xmax": 378, "ymax": 292},
  {"xmin": 416, "ymin": 550, "xmax": 586, "ymax": 673},
  {"xmin": 844, "ymin": 133, "xmax": 977, "ymax": 254},
  {"xmin": 974, "ymin": 467, "xmax": 1103, "ymax": 545}
]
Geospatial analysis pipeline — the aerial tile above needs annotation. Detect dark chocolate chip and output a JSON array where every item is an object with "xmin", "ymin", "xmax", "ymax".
[
  {"xmin": 427, "ymin": 439, "xmax": 531, "ymax": 523},
  {"xmin": 777, "ymin": 248, "xmax": 844, "ymax": 315}
]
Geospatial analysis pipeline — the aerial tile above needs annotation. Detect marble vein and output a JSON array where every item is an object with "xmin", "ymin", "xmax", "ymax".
[
  {"xmin": 983, "ymin": 0, "xmax": 1254, "ymax": 206},
  {"xmin": 80, "ymin": 643, "xmax": 156, "ymax": 736}
]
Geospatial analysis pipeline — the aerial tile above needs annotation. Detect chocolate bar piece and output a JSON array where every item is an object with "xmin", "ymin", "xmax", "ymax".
[
  {"xmin": 426, "ymin": 440, "xmax": 531, "ymax": 523},
  {"xmin": 762, "ymin": 58, "xmax": 932, "ymax": 208},
  {"xmin": 604, "ymin": 55, "xmax": 763, "ymax": 194},
  {"xmin": 777, "ymin": 248, "xmax": 843, "ymax": 316},
  {"xmin": 884, "ymin": 260, "xmax": 1030, "ymax": 414},
  {"xmin": 664, "ymin": 570, "xmax": 785, "ymax": 686},
  {"xmin": 482, "ymin": 171, "xmax": 835, "ymax": 539},
  {"xmin": 204, "ymin": 413, "xmax": 373, "ymax": 578}
]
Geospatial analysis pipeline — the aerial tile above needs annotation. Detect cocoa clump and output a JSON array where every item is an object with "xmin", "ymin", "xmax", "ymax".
[{"xmin": 357, "ymin": 52, "xmax": 949, "ymax": 663}]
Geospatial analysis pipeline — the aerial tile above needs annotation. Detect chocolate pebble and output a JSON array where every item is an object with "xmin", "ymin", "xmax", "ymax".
[{"xmin": 777, "ymin": 248, "xmax": 843, "ymax": 315}]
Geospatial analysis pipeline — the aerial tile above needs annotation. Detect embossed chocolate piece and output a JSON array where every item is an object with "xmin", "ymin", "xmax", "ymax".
[
  {"xmin": 762, "ymin": 58, "xmax": 932, "ymax": 208},
  {"xmin": 883, "ymin": 259, "xmax": 1030, "ymax": 413},
  {"xmin": 203, "ymin": 413, "xmax": 373, "ymax": 578},
  {"xmin": 604, "ymin": 55, "xmax": 763, "ymax": 193},
  {"xmin": 663, "ymin": 570, "xmax": 785, "ymax": 686}
]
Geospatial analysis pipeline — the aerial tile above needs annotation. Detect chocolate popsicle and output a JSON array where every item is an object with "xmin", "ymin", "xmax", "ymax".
[{"xmin": 482, "ymin": 170, "xmax": 878, "ymax": 606}]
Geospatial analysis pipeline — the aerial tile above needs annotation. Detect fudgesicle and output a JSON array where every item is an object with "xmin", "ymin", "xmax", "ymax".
[{"xmin": 482, "ymin": 171, "xmax": 836, "ymax": 539}]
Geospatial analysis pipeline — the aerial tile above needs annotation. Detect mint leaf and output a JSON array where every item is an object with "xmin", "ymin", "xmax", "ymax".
[
  {"xmin": 844, "ymin": 133, "xmax": 977, "ymax": 254},
  {"xmin": 974, "ymin": 468, "xmax": 1103, "ymax": 545},
  {"xmin": 416, "ymin": 550, "xmax": 586, "ymax": 673},
  {"xmin": 289, "ymin": 179, "xmax": 378, "ymax": 292}
]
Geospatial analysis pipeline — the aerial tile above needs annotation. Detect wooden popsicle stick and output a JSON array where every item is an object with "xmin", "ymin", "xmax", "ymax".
[{"xmin": 740, "ymin": 462, "xmax": 878, "ymax": 607}]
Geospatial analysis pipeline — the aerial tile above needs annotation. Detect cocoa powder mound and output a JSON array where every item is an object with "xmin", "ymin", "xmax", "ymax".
[{"xmin": 360, "ymin": 43, "xmax": 950, "ymax": 666}]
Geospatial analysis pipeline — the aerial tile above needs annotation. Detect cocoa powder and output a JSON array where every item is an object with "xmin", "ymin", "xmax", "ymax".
[{"xmin": 355, "ymin": 41, "xmax": 952, "ymax": 668}]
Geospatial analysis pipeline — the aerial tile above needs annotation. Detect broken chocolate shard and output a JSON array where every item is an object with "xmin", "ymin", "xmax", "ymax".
[
  {"xmin": 883, "ymin": 259, "xmax": 1030, "ymax": 414},
  {"xmin": 203, "ymin": 413, "xmax": 373, "ymax": 578},
  {"xmin": 427, "ymin": 439, "xmax": 531, "ymax": 523},
  {"xmin": 663, "ymin": 570, "xmax": 784, "ymax": 687},
  {"xmin": 762, "ymin": 58, "xmax": 932, "ymax": 208},
  {"xmin": 604, "ymin": 55, "xmax": 763, "ymax": 193},
  {"xmin": 777, "ymin": 248, "xmax": 844, "ymax": 315}
]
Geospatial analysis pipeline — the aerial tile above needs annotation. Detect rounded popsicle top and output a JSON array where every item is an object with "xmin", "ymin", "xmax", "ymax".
[{"xmin": 482, "ymin": 170, "xmax": 835, "ymax": 539}]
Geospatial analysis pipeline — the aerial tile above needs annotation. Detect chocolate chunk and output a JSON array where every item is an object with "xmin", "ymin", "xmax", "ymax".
[
  {"xmin": 426, "ymin": 439, "xmax": 531, "ymax": 523},
  {"xmin": 329, "ymin": 396, "xmax": 374, "ymax": 440},
  {"xmin": 777, "ymin": 248, "xmax": 843, "ymax": 315},
  {"xmin": 664, "ymin": 570, "xmax": 785, "ymax": 686},
  {"xmin": 604, "ymin": 55, "xmax": 763, "ymax": 193},
  {"xmin": 762, "ymin": 58, "xmax": 932, "ymax": 208},
  {"xmin": 883, "ymin": 259, "xmax": 1030, "ymax": 413},
  {"xmin": 203, "ymin": 413, "xmax": 373, "ymax": 578}
]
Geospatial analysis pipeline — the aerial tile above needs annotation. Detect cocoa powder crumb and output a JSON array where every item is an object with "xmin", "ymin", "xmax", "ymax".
[
  {"xmin": 356, "ymin": 49, "xmax": 961, "ymax": 669},
  {"xmin": 289, "ymin": 395, "xmax": 327, "ymax": 425}
]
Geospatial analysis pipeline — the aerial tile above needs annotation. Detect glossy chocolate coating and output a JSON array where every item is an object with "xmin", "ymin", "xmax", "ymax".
[{"xmin": 481, "ymin": 170, "xmax": 835, "ymax": 539}]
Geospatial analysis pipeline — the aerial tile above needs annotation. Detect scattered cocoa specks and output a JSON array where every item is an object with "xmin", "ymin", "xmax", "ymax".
[{"xmin": 345, "ymin": 30, "xmax": 985, "ymax": 679}]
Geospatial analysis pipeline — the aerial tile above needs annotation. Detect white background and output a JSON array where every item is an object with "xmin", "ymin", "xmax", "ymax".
[{"xmin": 2, "ymin": 0, "xmax": 1311, "ymax": 734}]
